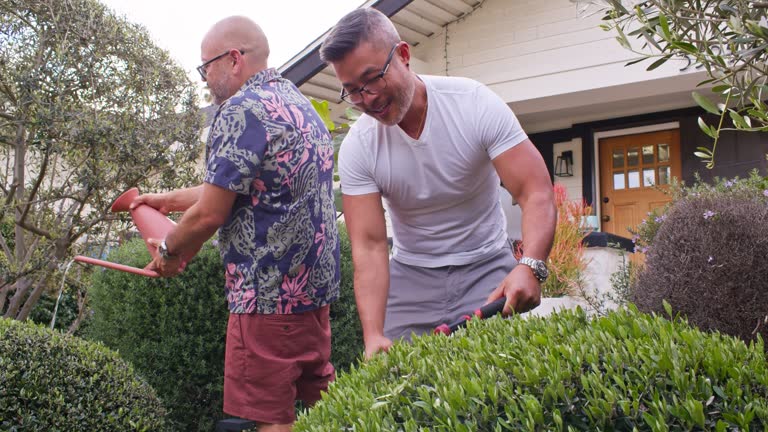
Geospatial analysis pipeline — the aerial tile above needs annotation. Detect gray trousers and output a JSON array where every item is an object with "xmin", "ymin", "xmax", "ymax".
[{"xmin": 384, "ymin": 242, "xmax": 517, "ymax": 341}]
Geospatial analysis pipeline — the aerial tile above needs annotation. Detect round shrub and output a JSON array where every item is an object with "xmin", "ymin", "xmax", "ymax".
[
  {"xmin": 329, "ymin": 222, "xmax": 363, "ymax": 371},
  {"xmin": 85, "ymin": 239, "xmax": 228, "ymax": 432},
  {"xmin": 0, "ymin": 317, "xmax": 166, "ymax": 431},
  {"xmin": 632, "ymin": 194, "xmax": 768, "ymax": 345},
  {"xmin": 295, "ymin": 307, "xmax": 768, "ymax": 431}
]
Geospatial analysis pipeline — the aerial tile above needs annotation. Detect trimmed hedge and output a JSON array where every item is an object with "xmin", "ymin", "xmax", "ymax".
[
  {"xmin": 295, "ymin": 306, "xmax": 768, "ymax": 431},
  {"xmin": 0, "ymin": 317, "xmax": 166, "ymax": 431},
  {"xmin": 85, "ymin": 239, "xmax": 228, "ymax": 432},
  {"xmin": 329, "ymin": 222, "xmax": 363, "ymax": 371}
]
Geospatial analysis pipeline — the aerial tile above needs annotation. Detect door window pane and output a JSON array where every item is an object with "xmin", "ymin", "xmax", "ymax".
[
  {"xmin": 658, "ymin": 144, "xmax": 670, "ymax": 162},
  {"xmin": 643, "ymin": 169, "xmax": 655, "ymax": 186},
  {"xmin": 613, "ymin": 172, "xmax": 625, "ymax": 190},
  {"xmin": 627, "ymin": 148, "xmax": 639, "ymax": 167},
  {"xmin": 628, "ymin": 169, "xmax": 640, "ymax": 188},
  {"xmin": 642, "ymin": 145, "xmax": 654, "ymax": 164},
  {"xmin": 658, "ymin": 166, "xmax": 671, "ymax": 185},
  {"xmin": 612, "ymin": 149, "xmax": 624, "ymax": 169}
]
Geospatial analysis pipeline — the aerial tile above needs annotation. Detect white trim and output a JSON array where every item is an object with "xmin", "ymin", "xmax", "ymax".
[{"xmin": 592, "ymin": 121, "xmax": 680, "ymax": 232}]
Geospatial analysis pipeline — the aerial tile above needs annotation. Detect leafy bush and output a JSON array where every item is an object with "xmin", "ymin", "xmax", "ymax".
[
  {"xmin": 516, "ymin": 184, "xmax": 592, "ymax": 296},
  {"xmin": 295, "ymin": 306, "xmax": 768, "ymax": 431},
  {"xmin": 0, "ymin": 317, "xmax": 166, "ymax": 431},
  {"xmin": 329, "ymin": 222, "xmax": 363, "ymax": 371},
  {"xmin": 85, "ymin": 239, "xmax": 228, "ymax": 432},
  {"xmin": 632, "ymin": 191, "xmax": 768, "ymax": 346}
]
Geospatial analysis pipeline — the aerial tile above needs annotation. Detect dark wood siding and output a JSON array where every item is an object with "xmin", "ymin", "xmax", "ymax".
[{"xmin": 680, "ymin": 114, "xmax": 768, "ymax": 183}]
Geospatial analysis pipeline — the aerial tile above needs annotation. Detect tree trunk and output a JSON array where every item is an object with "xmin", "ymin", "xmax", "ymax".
[
  {"xmin": 17, "ymin": 265, "xmax": 55, "ymax": 321},
  {"xmin": 3, "ymin": 277, "xmax": 31, "ymax": 318}
]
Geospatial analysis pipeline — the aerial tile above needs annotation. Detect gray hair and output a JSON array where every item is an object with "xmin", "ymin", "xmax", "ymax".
[{"xmin": 319, "ymin": 8, "xmax": 400, "ymax": 63}]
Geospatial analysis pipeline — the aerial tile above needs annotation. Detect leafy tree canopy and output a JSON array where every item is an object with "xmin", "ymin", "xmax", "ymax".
[{"xmin": 0, "ymin": 0, "xmax": 204, "ymax": 322}]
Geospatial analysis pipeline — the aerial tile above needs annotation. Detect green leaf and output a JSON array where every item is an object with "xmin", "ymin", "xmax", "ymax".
[
  {"xmin": 729, "ymin": 110, "xmax": 748, "ymax": 128},
  {"xmin": 311, "ymin": 98, "xmax": 337, "ymax": 131},
  {"xmin": 663, "ymin": 300, "xmax": 673, "ymax": 318},
  {"xmin": 698, "ymin": 117, "xmax": 717, "ymax": 139},
  {"xmin": 646, "ymin": 56, "xmax": 671, "ymax": 71},
  {"xmin": 692, "ymin": 92, "xmax": 721, "ymax": 115},
  {"xmin": 658, "ymin": 13, "xmax": 671, "ymax": 40}
]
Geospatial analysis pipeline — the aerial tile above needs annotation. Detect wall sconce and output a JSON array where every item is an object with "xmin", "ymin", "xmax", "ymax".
[{"xmin": 555, "ymin": 150, "xmax": 574, "ymax": 177}]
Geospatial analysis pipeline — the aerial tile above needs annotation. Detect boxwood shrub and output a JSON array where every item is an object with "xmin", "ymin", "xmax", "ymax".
[
  {"xmin": 295, "ymin": 306, "xmax": 768, "ymax": 431},
  {"xmin": 329, "ymin": 221, "xmax": 363, "ymax": 372},
  {"xmin": 85, "ymin": 239, "xmax": 228, "ymax": 432},
  {"xmin": 0, "ymin": 317, "xmax": 166, "ymax": 431}
]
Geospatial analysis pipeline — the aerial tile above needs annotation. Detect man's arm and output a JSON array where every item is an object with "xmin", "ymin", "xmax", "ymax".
[
  {"xmin": 147, "ymin": 183, "xmax": 236, "ymax": 276},
  {"xmin": 130, "ymin": 185, "xmax": 204, "ymax": 214},
  {"xmin": 487, "ymin": 138, "xmax": 556, "ymax": 314},
  {"xmin": 342, "ymin": 192, "xmax": 392, "ymax": 359}
]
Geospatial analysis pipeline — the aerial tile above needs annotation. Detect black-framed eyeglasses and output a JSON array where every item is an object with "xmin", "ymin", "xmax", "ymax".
[
  {"xmin": 340, "ymin": 43, "xmax": 400, "ymax": 104},
  {"xmin": 196, "ymin": 49, "xmax": 245, "ymax": 81}
]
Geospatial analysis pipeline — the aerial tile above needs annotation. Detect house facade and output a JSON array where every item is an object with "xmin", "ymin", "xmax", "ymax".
[{"xmin": 279, "ymin": 0, "xmax": 768, "ymax": 239}]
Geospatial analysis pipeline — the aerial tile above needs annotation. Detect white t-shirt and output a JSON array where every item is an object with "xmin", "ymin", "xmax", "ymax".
[{"xmin": 339, "ymin": 75, "xmax": 528, "ymax": 267}]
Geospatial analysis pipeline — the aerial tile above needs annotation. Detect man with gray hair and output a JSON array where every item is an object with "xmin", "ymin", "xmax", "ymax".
[
  {"xmin": 133, "ymin": 16, "xmax": 340, "ymax": 431},
  {"xmin": 320, "ymin": 8, "xmax": 556, "ymax": 360}
]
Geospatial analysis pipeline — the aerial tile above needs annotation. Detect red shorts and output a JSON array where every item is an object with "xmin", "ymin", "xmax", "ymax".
[{"xmin": 223, "ymin": 305, "xmax": 334, "ymax": 424}]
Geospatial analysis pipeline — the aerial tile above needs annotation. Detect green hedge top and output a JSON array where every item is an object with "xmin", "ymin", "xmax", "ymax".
[
  {"xmin": 296, "ymin": 306, "xmax": 768, "ymax": 431},
  {"xmin": 0, "ymin": 318, "xmax": 166, "ymax": 431}
]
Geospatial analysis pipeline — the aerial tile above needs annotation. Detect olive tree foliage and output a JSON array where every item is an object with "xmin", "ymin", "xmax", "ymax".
[
  {"xmin": 573, "ymin": 0, "xmax": 768, "ymax": 167},
  {"xmin": 0, "ymin": 0, "xmax": 203, "ymax": 324}
]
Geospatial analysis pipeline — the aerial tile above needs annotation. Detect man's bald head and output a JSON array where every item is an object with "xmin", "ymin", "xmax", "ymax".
[{"xmin": 202, "ymin": 16, "xmax": 269, "ymax": 71}]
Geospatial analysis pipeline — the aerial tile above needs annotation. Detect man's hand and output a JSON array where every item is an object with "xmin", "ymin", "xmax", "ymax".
[
  {"xmin": 130, "ymin": 193, "xmax": 172, "ymax": 215},
  {"xmin": 364, "ymin": 334, "xmax": 393, "ymax": 360},
  {"xmin": 485, "ymin": 264, "xmax": 541, "ymax": 316},
  {"xmin": 146, "ymin": 238, "xmax": 186, "ymax": 277}
]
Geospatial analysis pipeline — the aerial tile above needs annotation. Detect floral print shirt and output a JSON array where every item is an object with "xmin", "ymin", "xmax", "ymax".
[{"xmin": 204, "ymin": 68, "xmax": 340, "ymax": 314}]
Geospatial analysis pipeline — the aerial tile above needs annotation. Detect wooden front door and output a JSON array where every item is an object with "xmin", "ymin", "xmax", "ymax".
[{"xmin": 599, "ymin": 129, "xmax": 682, "ymax": 238}]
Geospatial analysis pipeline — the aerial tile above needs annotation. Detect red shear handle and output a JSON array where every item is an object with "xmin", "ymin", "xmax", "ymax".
[
  {"xmin": 434, "ymin": 298, "xmax": 507, "ymax": 336},
  {"xmin": 474, "ymin": 297, "xmax": 506, "ymax": 319}
]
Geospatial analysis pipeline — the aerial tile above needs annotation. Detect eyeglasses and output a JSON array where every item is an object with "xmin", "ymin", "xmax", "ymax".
[
  {"xmin": 340, "ymin": 43, "xmax": 400, "ymax": 104},
  {"xmin": 196, "ymin": 49, "xmax": 245, "ymax": 81}
]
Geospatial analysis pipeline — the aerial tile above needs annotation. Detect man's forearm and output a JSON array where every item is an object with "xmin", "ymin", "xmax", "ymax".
[
  {"xmin": 519, "ymin": 192, "xmax": 557, "ymax": 260},
  {"xmin": 166, "ymin": 185, "xmax": 204, "ymax": 212},
  {"xmin": 353, "ymin": 243, "xmax": 391, "ymax": 341},
  {"xmin": 164, "ymin": 201, "xmax": 222, "ymax": 257}
]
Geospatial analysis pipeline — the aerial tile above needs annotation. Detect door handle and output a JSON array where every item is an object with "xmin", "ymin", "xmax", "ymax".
[
  {"xmin": 602, "ymin": 197, "xmax": 610, "ymax": 203},
  {"xmin": 601, "ymin": 215, "xmax": 610, "ymax": 222}
]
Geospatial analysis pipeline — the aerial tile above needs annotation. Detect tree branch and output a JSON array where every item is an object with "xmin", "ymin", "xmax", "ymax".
[
  {"xmin": 16, "ymin": 219, "xmax": 53, "ymax": 240},
  {"xmin": 0, "ymin": 230, "xmax": 13, "ymax": 263},
  {"xmin": 18, "ymin": 145, "xmax": 50, "ymax": 225}
]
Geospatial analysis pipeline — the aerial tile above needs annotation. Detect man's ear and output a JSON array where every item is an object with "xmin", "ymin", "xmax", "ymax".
[{"xmin": 397, "ymin": 42, "xmax": 411, "ymax": 67}]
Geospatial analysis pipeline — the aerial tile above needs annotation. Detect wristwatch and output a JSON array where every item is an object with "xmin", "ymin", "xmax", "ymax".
[
  {"xmin": 158, "ymin": 240, "xmax": 176, "ymax": 260},
  {"xmin": 519, "ymin": 256, "xmax": 549, "ymax": 283}
]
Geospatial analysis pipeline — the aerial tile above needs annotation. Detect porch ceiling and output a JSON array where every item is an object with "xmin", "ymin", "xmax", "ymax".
[{"xmin": 279, "ymin": 0, "xmax": 482, "ymax": 124}]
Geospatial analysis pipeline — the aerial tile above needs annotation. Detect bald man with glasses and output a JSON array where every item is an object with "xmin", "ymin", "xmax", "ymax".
[{"xmin": 132, "ymin": 16, "xmax": 340, "ymax": 431}]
